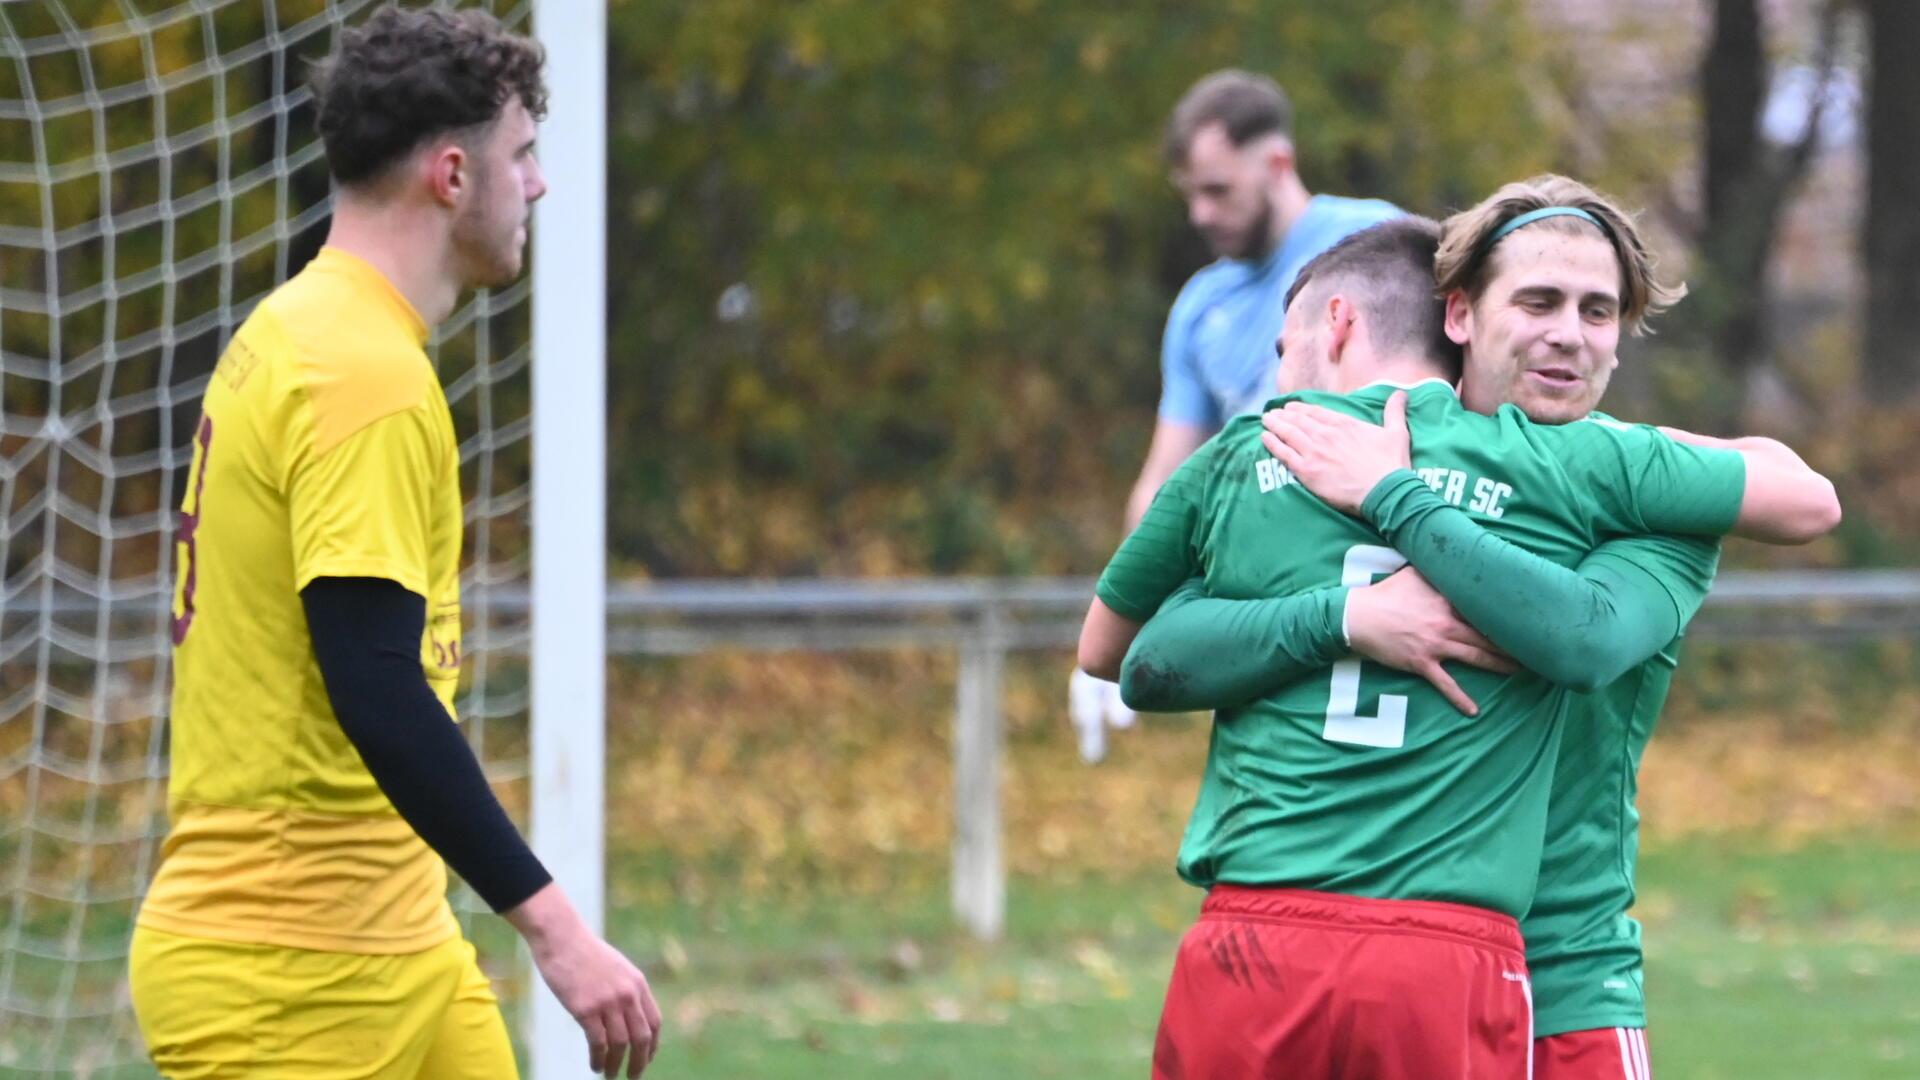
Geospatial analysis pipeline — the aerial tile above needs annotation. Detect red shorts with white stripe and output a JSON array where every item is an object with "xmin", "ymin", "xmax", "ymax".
[
  {"xmin": 1151, "ymin": 886, "xmax": 1534, "ymax": 1080},
  {"xmin": 1535, "ymin": 1027, "xmax": 1653, "ymax": 1080}
]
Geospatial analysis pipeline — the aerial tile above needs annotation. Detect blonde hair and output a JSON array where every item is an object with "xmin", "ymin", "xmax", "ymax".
[{"xmin": 1434, "ymin": 174, "xmax": 1684, "ymax": 335}]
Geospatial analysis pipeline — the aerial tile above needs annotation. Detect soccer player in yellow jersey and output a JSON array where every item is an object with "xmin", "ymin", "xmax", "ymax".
[{"xmin": 129, "ymin": 9, "xmax": 660, "ymax": 1078}]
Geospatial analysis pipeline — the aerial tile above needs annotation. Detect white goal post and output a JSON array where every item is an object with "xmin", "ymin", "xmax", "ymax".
[{"xmin": 527, "ymin": 0, "xmax": 609, "ymax": 1073}]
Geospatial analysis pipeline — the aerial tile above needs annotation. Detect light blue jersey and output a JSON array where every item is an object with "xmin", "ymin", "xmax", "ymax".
[{"xmin": 1159, "ymin": 195, "xmax": 1403, "ymax": 427}]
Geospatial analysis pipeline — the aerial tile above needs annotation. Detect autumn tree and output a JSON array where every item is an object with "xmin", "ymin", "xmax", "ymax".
[
  {"xmin": 1862, "ymin": 0, "xmax": 1920, "ymax": 400},
  {"xmin": 605, "ymin": 0, "xmax": 1554, "ymax": 576},
  {"xmin": 1690, "ymin": 0, "xmax": 1840, "ymax": 421}
]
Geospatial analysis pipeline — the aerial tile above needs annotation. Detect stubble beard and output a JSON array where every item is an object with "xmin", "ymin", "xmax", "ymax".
[
  {"xmin": 1207, "ymin": 191, "xmax": 1277, "ymax": 262},
  {"xmin": 1233, "ymin": 193, "xmax": 1277, "ymax": 261},
  {"xmin": 450, "ymin": 159, "xmax": 525, "ymax": 289},
  {"xmin": 451, "ymin": 206, "xmax": 521, "ymax": 289}
]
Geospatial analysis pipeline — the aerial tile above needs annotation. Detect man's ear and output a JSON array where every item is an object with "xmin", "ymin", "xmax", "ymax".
[
  {"xmin": 1324, "ymin": 294, "xmax": 1356, "ymax": 364},
  {"xmin": 1443, "ymin": 289, "xmax": 1474, "ymax": 347},
  {"xmin": 424, "ymin": 142, "xmax": 468, "ymax": 209},
  {"xmin": 1263, "ymin": 138, "xmax": 1295, "ymax": 184}
]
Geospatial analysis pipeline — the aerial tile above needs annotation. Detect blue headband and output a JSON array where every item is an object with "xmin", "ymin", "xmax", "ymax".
[{"xmin": 1486, "ymin": 206, "xmax": 1605, "ymax": 247}]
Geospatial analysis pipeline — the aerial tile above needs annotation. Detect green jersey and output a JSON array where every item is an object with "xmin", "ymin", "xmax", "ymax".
[
  {"xmin": 1095, "ymin": 381, "xmax": 1743, "ymax": 917},
  {"xmin": 1525, "ymin": 535, "xmax": 1721, "ymax": 1035}
]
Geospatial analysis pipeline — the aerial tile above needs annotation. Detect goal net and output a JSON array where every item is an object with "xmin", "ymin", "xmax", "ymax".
[{"xmin": 0, "ymin": 2, "xmax": 545, "ymax": 1071}]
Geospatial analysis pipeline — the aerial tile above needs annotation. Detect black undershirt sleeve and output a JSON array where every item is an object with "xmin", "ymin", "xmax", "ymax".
[{"xmin": 301, "ymin": 576, "xmax": 552, "ymax": 913}]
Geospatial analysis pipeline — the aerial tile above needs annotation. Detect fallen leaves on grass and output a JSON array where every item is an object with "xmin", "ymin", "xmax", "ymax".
[{"xmin": 608, "ymin": 650, "xmax": 1920, "ymax": 900}]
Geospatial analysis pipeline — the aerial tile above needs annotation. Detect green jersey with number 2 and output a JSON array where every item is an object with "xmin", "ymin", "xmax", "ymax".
[{"xmin": 1095, "ymin": 381, "xmax": 1744, "ymax": 918}]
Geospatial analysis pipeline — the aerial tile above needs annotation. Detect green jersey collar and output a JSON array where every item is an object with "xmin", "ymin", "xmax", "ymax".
[{"xmin": 1353, "ymin": 377, "xmax": 1458, "ymax": 396}]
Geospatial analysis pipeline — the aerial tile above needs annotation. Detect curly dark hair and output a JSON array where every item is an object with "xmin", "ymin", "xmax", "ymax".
[{"xmin": 310, "ymin": 5, "xmax": 548, "ymax": 187}]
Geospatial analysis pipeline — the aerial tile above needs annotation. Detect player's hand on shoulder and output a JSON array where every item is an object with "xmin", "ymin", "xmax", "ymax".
[
  {"xmin": 1344, "ymin": 567, "xmax": 1517, "ymax": 717},
  {"xmin": 1261, "ymin": 390, "xmax": 1413, "ymax": 515},
  {"xmin": 511, "ymin": 884, "xmax": 663, "ymax": 1078}
]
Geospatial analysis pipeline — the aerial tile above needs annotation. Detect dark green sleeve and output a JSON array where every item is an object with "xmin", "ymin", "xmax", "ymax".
[
  {"xmin": 1116, "ymin": 578, "xmax": 1351, "ymax": 712},
  {"xmin": 1590, "ymin": 532, "xmax": 1722, "ymax": 629},
  {"xmin": 1094, "ymin": 444, "xmax": 1213, "ymax": 621},
  {"xmin": 1362, "ymin": 470, "xmax": 1706, "ymax": 692},
  {"xmin": 1572, "ymin": 421, "xmax": 1747, "ymax": 537}
]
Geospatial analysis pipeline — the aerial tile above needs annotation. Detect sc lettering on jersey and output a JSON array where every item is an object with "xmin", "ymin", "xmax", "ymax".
[
  {"xmin": 1415, "ymin": 466, "xmax": 1513, "ymax": 519},
  {"xmin": 1255, "ymin": 457, "xmax": 1511, "ymax": 516}
]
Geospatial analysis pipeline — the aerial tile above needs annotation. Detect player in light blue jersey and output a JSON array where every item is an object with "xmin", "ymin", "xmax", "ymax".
[
  {"xmin": 1155, "ymin": 190, "xmax": 1403, "ymax": 438},
  {"xmin": 1129, "ymin": 70, "xmax": 1402, "ymax": 527},
  {"xmin": 1071, "ymin": 69, "xmax": 1401, "ymax": 760}
]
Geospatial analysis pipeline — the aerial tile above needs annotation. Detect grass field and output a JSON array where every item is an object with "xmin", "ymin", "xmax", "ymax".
[
  {"xmin": 609, "ymin": 839, "xmax": 1920, "ymax": 1080},
  {"xmin": 19, "ymin": 826, "xmax": 1917, "ymax": 1078}
]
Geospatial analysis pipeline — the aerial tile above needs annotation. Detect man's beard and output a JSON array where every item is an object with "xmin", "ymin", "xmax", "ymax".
[
  {"xmin": 1215, "ymin": 194, "xmax": 1276, "ymax": 261},
  {"xmin": 452, "ymin": 205, "xmax": 522, "ymax": 289},
  {"xmin": 449, "ymin": 159, "xmax": 525, "ymax": 288}
]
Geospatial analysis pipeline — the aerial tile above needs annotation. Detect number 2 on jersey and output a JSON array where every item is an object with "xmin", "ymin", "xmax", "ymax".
[
  {"xmin": 171, "ymin": 415, "xmax": 213, "ymax": 646},
  {"xmin": 1323, "ymin": 544, "xmax": 1409, "ymax": 748}
]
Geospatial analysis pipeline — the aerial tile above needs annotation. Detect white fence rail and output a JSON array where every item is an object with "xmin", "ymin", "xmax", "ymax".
[{"xmin": 593, "ymin": 569, "xmax": 1920, "ymax": 654}]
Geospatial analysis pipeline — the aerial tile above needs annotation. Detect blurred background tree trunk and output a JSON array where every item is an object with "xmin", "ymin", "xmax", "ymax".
[
  {"xmin": 1699, "ymin": 0, "xmax": 1768, "ymax": 381},
  {"xmin": 1692, "ymin": 0, "xmax": 1838, "ymax": 428},
  {"xmin": 1862, "ymin": 0, "xmax": 1920, "ymax": 402}
]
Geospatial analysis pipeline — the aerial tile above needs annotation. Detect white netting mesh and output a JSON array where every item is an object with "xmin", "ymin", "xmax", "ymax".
[{"xmin": 0, "ymin": 2, "xmax": 535, "ymax": 1072}]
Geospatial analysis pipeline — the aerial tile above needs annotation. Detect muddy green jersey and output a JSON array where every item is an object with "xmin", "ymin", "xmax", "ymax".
[
  {"xmin": 1095, "ymin": 381, "xmax": 1744, "ymax": 917},
  {"xmin": 1525, "ymin": 535, "xmax": 1720, "ymax": 1035}
]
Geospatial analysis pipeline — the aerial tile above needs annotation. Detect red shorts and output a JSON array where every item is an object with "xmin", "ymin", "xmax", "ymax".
[
  {"xmin": 1535, "ymin": 1027, "xmax": 1652, "ymax": 1080},
  {"xmin": 1152, "ymin": 887, "xmax": 1533, "ymax": 1080}
]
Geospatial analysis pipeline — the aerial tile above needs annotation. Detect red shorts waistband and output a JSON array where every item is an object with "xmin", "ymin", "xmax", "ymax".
[{"xmin": 1201, "ymin": 886, "xmax": 1525, "ymax": 959}]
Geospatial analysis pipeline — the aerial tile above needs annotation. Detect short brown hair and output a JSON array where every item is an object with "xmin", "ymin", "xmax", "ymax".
[
  {"xmin": 1434, "ymin": 174, "xmax": 1685, "ymax": 335},
  {"xmin": 311, "ymin": 6, "xmax": 548, "ymax": 188},
  {"xmin": 1286, "ymin": 216, "xmax": 1462, "ymax": 382},
  {"xmin": 1164, "ymin": 70, "xmax": 1292, "ymax": 166}
]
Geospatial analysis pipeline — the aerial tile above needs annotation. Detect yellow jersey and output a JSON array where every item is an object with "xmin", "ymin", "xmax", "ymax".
[{"xmin": 139, "ymin": 247, "xmax": 466, "ymax": 954}]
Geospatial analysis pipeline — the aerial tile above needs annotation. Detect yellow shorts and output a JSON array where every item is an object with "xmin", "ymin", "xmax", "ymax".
[{"xmin": 128, "ymin": 925, "xmax": 517, "ymax": 1079}]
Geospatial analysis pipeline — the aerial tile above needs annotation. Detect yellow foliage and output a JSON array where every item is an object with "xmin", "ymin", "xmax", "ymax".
[{"xmin": 1639, "ymin": 723, "xmax": 1920, "ymax": 848}]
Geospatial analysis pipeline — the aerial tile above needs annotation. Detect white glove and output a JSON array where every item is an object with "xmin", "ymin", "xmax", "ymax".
[{"xmin": 1069, "ymin": 668, "xmax": 1137, "ymax": 763}]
